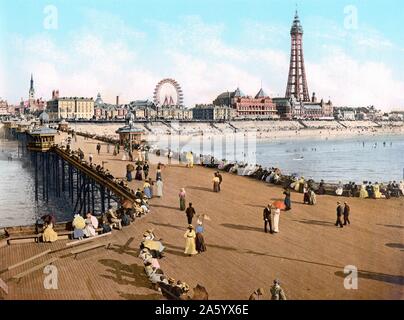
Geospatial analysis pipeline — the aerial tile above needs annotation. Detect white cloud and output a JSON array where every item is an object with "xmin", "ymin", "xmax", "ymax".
[
  {"xmin": 308, "ymin": 49, "xmax": 404, "ymax": 109},
  {"xmin": 3, "ymin": 13, "xmax": 403, "ymax": 111}
]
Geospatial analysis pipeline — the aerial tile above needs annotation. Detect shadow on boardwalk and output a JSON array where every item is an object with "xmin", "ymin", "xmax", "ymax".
[{"xmin": 334, "ymin": 270, "xmax": 404, "ymax": 286}]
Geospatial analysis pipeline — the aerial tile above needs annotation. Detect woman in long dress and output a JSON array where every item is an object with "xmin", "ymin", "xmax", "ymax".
[
  {"xmin": 42, "ymin": 223, "xmax": 58, "ymax": 242},
  {"xmin": 179, "ymin": 188, "xmax": 186, "ymax": 211},
  {"xmin": 83, "ymin": 212, "xmax": 99, "ymax": 238},
  {"xmin": 212, "ymin": 174, "xmax": 220, "ymax": 192},
  {"xmin": 143, "ymin": 180, "xmax": 152, "ymax": 199},
  {"xmin": 135, "ymin": 165, "xmax": 143, "ymax": 181},
  {"xmin": 283, "ymin": 189, "xmax": 291, "ymax": 210},
  {"xmin": 156, "ymin": 168, "xmax": 162, "ymax": 181},
  {"xmin": 195, "ymin": 221, "xmax": 207, "ymax": 253},
  {"xmin": 184, "ymin": 225, "xmax": 198, "ymax": 256},
  {"xmin": 156, "ymin": 178, "xmax": 163, "ymax": 197},
  {"xmin": 335, "ymin": 181, "xmax": 344, "ymax": 196},
  {"xmin": 273, "ymin": 208, "xmax": 281, "ymax": 233},
  {"xmin": 373, "ymin": 182, "xmax": 382, "ymax": 199},
  {"xmin": 72, "ymin": 214, "xmax": 86, "ymax": 240},
  {"xmin": 359, "ymin": 183, "xmax": 368, "ymax": 198}
]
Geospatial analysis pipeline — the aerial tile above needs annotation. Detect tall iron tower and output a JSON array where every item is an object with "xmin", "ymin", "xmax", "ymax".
[{"xmin": 285, "ymin": 11, "xmax": 310, "ymax": 102}]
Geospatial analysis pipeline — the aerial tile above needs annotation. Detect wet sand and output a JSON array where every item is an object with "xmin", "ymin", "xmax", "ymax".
[{"xmin": 1, "ymin": 133, "xmax": 403, "ymax": 300}]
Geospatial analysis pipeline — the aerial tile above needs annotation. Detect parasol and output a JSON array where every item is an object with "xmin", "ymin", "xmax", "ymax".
[
  {"xmin": 272, "ymin": 201, "xmax": 286, "ymax": 210},
  {"xmin": 122, "ymin": 199, "xmax": 133, "ymax": 209},
  {"xmin": 126, "ymin": 163, "xmax": 135, "ymax": 172}
]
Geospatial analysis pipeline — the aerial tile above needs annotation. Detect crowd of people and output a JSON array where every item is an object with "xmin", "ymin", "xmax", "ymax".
[{"xmin": 139, "ymin": 229, "xmax": 208, "ymax": 300}]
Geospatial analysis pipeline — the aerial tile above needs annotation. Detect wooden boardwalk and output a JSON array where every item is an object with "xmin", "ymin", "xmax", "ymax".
[{"xmin": 1, "ymin": 134, "xmax": 403, "ymax": 300}]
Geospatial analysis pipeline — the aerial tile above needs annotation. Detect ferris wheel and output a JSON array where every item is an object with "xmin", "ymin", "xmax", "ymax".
[{"xmin": 153, "ymin": 78, "xmax": 184, "ymax": 107}]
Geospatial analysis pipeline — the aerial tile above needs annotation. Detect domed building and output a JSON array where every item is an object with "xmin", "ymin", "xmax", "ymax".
[{"xmin": 213, "ymin": 87, "xmax": 277, "ymax": 119}]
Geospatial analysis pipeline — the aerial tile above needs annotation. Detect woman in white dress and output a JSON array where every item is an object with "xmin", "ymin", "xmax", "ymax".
[
  {"xmin": 156, "ymin": 178, "xmax": 163, "ymax": 197},
  {"xmin": 273, "ymin": 208, "xmax": 281, "ymax": 233}
]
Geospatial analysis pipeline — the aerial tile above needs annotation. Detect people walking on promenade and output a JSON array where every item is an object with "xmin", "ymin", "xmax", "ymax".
[
  {"xmin": 135, "ymin": 164, "xmax": 143, "ymax": 180},
  {"xmin": 184, "ymin": 225, "xmax": 198, "ymax": 256},
  {"xmin": 303, "ymin": 183, "xmax": 310, "ymax": 204},
  {"xmin": 309, "ymin": 189, "xmax": 317, "ymax": 205},
  {"xmin": 283, "ymin": 188, "xmax": 291, "ymax": 210},
  {"xmin": 213, "ymin": 173, "xmax": 220, "ymax": 192},
  {"xmin": 156, "ymin": 166, "xmax": 162, "ymax": 181},
  {"xmin": 186, "ymin": 203, "xmax": 195, "ymax": 225},
  {"xmin": 156, "ymin": 178, "xmax": 163, "ymax": 197},
  {"xmin": 249, "ymin": 288, "xmax": 264, "ymax": 300},
  {"xmin": 335, "ymin": 202, "xmax": 344, "ymax": 228},
  {"xmin": 107, "ymin": 143, "xmax": 110, "ymax": 153},
  {"xmin": 148, "ymin": 178, "xmax": 154, "ymax": 198},
  {"xmin": 143, "ymin": 161, "xmax": 150, "ymax": 179},
  {"xmin": 126, "ymin": 164, "xmax": 134, "ymax": 182},
  {"xmin": 179, "ymin": 188, "xmax": 186, "ymax": 211},
  {"xmin": 96, "ymin": 143, "xmax": 101, "ymax": 155},
  {"xmin": 263, "ymin": 204, "xmax": 273, "ymax": 233},
  {"xmin": 167, "ymin": 149, "xmax": 173, "ymax": 165},
  {"xmin": 186, "ymin": 151, "xmax": 194, "ymax": 168},
  {"xmin": 216, "ymin": 171, "xmax": 223, "ymax": 191},
  {"xmin": 343, "ymin": 202, "xmax": 351, "ymax": 225},
  {"xmin": 273, "ymin": 207, "xmax": 281, "ymax": 233},
  {"xmin": 270, "ymin": 280, "xmax": 287, "ymax": 300},
  {"xmin": 195, "ymin": 220, "xmax": 207, "ymax": 253},
  {"xmin": 88, "ymin": 153, "xmax": 93, "ymax": 164}
]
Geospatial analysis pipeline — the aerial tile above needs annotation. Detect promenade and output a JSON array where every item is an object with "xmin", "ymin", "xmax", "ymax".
[{"xmin": 0, "ymin": 133, "xmax": 403, "ymax": 300}]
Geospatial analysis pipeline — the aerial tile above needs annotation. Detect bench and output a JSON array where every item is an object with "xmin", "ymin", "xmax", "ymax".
[
  {"xmin": 66, "ymin": 232, "xmax": 112, "ymax": 247},
  {"xmin": 5, "ymin": 249, "xmax": 51, "ymax": 272},
  {"xmin": 12, "ymin": 257, "xmax": 59, "ymax": 282},
  {"xmin": 7, "ymin": 234, "xmax": 42, "ymax": 245},
  {"xmin": 70, "ymin": 243, "xmax": 111, "ymax": 259}
]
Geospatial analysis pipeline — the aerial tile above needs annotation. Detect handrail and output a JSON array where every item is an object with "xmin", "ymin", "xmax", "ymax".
[{"xmin": 52, "ymin": 147, "xmax": 136, "ymax": 203}]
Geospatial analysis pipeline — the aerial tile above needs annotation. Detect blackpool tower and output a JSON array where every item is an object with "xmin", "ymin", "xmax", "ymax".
[{"xmin": 285, "ymin": 11, "xmax": 310, "ymax": 102}]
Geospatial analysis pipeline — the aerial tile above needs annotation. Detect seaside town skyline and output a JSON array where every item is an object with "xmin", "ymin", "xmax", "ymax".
[{"xmin": 1, "ymin": 0, "xmax": 404, "ymax": 111}]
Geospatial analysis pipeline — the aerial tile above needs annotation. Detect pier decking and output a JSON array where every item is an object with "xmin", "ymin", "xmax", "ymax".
[{"xmin": 1, "ymin": 133, "xmax": 403, "ymax": 300}]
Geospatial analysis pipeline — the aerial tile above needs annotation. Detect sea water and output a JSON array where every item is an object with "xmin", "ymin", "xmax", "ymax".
[
  {"xmin": 158, "ymin": 133, "xmax": 404, "ymax": 184},
  {"xmin": 0, "ymin": 138, "xmax": 72, "ymax": 228}
]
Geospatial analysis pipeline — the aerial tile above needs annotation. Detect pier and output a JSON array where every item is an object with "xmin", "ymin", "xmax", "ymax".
[{"xmin": 0, "ymin": 126, "xmax": 403, "ymax": 300}]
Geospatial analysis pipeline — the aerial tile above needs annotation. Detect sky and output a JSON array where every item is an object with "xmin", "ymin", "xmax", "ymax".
[{"xmin": 0, "ymin": 0, "xmax": 403, "ymax": 111}]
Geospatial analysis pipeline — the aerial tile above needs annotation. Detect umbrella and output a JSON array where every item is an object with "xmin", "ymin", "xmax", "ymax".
[
  {"xmin": 272, "ymin": 201, "xmax": 286, "ymax": 210},
  {"xmin": 126, "ymin": 163, "xmax": 135, "ymax": 172}
]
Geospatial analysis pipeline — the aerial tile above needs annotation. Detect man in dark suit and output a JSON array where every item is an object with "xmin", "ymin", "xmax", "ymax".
[
  {"xmin": 263, "ymin": 204, "xmax": 273, "ymax": 233},
  {"xmin": 335, "ymin": 202, "xmax": 344, "ymax": 228},
  {"xmin": 186, "ymin": 203, "xmax": 196, "ymax": 225},
  {"xmin": 343, "ymin": 202, "xmax": 351, "ymax": 225}
]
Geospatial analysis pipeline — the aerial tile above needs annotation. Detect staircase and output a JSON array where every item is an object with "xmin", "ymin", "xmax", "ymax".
[
  {"xmin": 228, "ymin": 122, "xmax": 239, "ymax": 132},
  {"xmin": 336, "ymin": 120, "xmax": 347, "ymax": 129},
  {"xmin": 297, "ymin": 119, "xmax": 308, "ymax": 128},
  {"xmin": 210, "ymin": 122, "xmax": 222, "ymax": 133}
]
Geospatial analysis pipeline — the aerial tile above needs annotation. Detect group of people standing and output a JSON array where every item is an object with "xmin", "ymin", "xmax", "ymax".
[
  {"xmin": 263, "ymin": 204, "xmax": 281, "ymax": 234},
  {"xmin": 335, "ymin": 202, "xmax": 351, "ymax": 228}
]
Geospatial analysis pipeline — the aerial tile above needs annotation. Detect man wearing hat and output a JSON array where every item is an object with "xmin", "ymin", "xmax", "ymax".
[
  {"xmin": 263, "ymin": 204, "xmax": 273, "ymax": 234},
  {"xmin": 249, "ymin": 288, "xmax": 264, "ymax": 300},
  {"xmin": 270, "ymin": 280, "xmax": 287, "ymax": 300},
  {"xmin": 186, "ymin": 203, "xmax": 196, "ymax": 225},
  {"xmin": 343, "ymin": 202, "xmax": 351, "ymax": 225},
  {"xmin": 335, "ymin": 202, "xmax": 344, "ymax": 228}
]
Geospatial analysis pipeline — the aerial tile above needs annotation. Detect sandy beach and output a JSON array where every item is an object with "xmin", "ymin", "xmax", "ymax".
[{"xmin": 1, "ymin": 132, "xmax": 403, "ymax": 300}]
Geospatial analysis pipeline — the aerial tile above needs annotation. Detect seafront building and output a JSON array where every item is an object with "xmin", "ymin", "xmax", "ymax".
[
  {"xmin": 0, "ymin": 98, "xmax": 8, "ymax": 116},
  {"xmin": 47, "ymin": 90, "xmax": 94, "ymax": 120},
  {"xmin": 213, "ymin": 87, "xmax": 278, "ymax": 119},
  {"xmin": 192, "ymin": 104, "xmax": 235, "ymax": 121}
]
